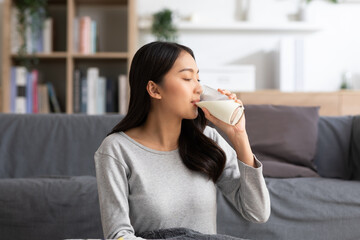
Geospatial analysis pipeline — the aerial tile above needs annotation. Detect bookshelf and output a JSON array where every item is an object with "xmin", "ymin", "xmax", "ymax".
[{"xmin": 1, "ymin": 0, "xmax": 138, "ymax": 114}]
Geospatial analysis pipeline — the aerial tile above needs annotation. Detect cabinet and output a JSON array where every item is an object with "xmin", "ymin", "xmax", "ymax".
[{"xmin": 1, "ymin": 0, "xmax": 137, "ymax": 113}]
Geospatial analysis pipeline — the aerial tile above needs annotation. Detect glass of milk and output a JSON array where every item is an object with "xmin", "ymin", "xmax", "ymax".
[{"xmin": 195, "ymin": 85, "xmax": 244, "ymax": 125}]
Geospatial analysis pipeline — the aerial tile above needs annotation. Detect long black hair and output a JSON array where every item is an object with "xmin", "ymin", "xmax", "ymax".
[{"xmin": 109, "ymin": 41, "xmax": 226, "ymax": 183}]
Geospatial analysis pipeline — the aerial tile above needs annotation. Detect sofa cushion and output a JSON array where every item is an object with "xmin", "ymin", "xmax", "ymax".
[
  {"xmin": 313, "ymin": 116, "xmax": 353, "ymax": 179},
  {"xmin": 0, "ymin": 114, "xmax": 124, "ymax": 178},
  {"xmin": 244, "ymin": 104, "xmax": 320, "ymax": 178},
  {"xmin": 349, "ymin": 115, "xmax": 360, "ymax": 180},
  {"xmin": 262, "ymin": 161, "xmax": 319, "ymax": 178},
  {"xmin": 216, "ymin": 177, "xmax": 360, "ymax": 240},
  {"xmin": 0, "ymin": 176, "xmax": 103, "ymax": 239}
]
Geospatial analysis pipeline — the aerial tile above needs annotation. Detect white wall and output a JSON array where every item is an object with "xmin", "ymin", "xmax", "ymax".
[
  {"xmin": 137, "ymin": 0, "xmax": 360, "ymax": 92},
  {"xmin": 303, "ymin": 1, "xmax": 360, "ymax": 91}
]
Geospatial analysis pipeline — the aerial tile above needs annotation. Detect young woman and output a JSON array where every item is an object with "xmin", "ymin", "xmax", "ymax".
[{"xmin": 95, "ymin": 41, "xmax": 271, "ymax": 240}]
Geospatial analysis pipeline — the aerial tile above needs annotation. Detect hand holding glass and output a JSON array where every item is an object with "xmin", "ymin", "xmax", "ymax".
[{"xmin": 195, "ymin": 85, "xmax": 244, "ymax": 125}]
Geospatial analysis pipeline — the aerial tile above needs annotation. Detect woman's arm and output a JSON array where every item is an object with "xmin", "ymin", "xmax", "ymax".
[
  {"xmin": 201, "ymin": 89, "xmax": 255, "ymax": 167},
  {"xmin": 201, "ymin": 89, "xmax": 270, "ymax": 223},
  {"xmin": 206, "ymin": 127, "xmax": 271, "ymax": 223},
  {"xmin": 94, "ymin": 151, "xmax": 145, "ymax": 240}
]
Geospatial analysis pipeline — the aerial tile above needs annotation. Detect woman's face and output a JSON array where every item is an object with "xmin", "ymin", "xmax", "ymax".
[{"xmin": 158, "ymin": 50, "xmax": 202, "ymax": 120}]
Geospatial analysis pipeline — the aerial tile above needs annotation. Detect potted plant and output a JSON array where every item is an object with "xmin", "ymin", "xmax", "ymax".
[
  {"xmin": 151, "ymin": 8, "xmax": 178, "ymax": 42},
  {"xmin": 14, "ymin": 0, "xmax": 48, "ymax": 68}
]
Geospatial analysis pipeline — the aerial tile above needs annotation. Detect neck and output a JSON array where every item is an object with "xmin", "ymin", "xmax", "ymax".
[{"xmin": 140, "ymin": 108, "xmax": 182, "ymax": 151}]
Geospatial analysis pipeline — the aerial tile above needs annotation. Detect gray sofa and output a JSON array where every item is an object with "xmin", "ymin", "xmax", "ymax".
[{"xmin": 1, "ymin": 105, "xmax": 360, "ymax": 240}]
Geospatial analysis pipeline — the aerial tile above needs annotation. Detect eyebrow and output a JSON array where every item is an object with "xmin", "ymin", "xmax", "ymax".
[{"xmin": 178, "ymin": 68, "xmax": 199, "ymax": 73}]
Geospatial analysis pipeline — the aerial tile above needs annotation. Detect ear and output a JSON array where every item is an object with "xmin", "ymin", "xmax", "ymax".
[{"xmin": 146, "ymin": 80, "xmax": 162, "ymax": 100}]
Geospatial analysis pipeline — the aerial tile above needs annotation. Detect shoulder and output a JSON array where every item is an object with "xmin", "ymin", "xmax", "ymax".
[
  {"xmin": 95, "ymin": 132, "xmax": 130, "ymax": 163},
  {"xmin": 97, "ymin": 132, "xmax": 126, "ymax": 153},
  {"xmin": 94, "ymin": 132, "xmax": 134, "ymax": 171}
]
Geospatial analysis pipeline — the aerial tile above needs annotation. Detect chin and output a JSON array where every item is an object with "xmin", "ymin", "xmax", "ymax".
[
  {"xmin": 190, "ymin": 109, "xmax": 199, "ymax": 119},
  {"xmin": 182, "ymin": 109, "xmax": 198, "ymax": 120}
]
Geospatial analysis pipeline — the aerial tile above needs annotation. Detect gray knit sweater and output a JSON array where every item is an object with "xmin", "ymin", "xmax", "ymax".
[{"xmin": 95, "ymin": 126, "xmax": 271, "ymax": 240}]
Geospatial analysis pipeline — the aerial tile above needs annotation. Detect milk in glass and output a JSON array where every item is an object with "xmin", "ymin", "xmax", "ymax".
[{"xmin": 195, "ymin": 85, "xmax": 244, "ymax": 125}]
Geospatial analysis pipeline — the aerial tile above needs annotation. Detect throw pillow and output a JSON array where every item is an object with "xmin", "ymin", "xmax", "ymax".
[
  {"xmin": 244, "ymin": 104, "xmax": 320, "ymax": 178},
  {"xmin": 313, "ymin": 116, "xmax": 353, "ymax": 179}
]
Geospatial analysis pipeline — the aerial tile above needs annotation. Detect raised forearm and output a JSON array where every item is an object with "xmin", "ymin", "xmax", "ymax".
[{"xmin": 229, "ymin": 131, "xmax": 257, "ymax": 168}]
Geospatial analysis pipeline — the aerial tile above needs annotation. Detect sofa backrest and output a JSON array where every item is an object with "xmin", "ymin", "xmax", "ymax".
[
  {"xmin": 0, "ymin": 114, "xmax": 123, "ymax": 178},
  {"xmin": 0, "ymin": 112, "xmax": 354, "ymax": 179},
  {"xmin": 313, "ymin": 115, "xmax": 353, "ymax": 179}
]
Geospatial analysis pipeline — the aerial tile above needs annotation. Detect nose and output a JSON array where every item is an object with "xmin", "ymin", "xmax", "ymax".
[{"xmin": 195, "ymin": 81, "xmax": 203, "ymax": 95}]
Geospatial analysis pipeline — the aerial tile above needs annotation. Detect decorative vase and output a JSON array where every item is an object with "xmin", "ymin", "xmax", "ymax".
[{"xmin": 235, "ymin": 0, "xmax": 251, "ymax": 21}]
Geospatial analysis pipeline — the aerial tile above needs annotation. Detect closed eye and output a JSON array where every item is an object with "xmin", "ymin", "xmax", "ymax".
[{"xmin": 183, "ymin": 78, "xmax": 201, "ymax": 82}]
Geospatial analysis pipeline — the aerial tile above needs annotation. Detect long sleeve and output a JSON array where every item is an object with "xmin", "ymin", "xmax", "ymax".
[
  {"xmin": 94, "ymin": 151, "xmax": 145, "ymax": 240},
  {"xmin": 207, "ymin": 127, "xmax": 271, "ymax": 223}
]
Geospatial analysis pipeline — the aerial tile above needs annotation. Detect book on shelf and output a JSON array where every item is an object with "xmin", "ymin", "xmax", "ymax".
[
  {"xmin": 106, "ymin": 78, "xmax": 118, "ymax": 113},
  {"xmin": 25, "ymin": 70, "xmax": 41, "ymax": 113},
  {"xmin": 73, "ymin": 69, "xmax": 82, "ymax": 113},
  {"xmin": 79, "ymin": 16, "xmax": 91, "ymax": 54},
  {"xmin": 11, "ymin": 67, "xmax": 40, "ymax": 114},
  {"xmin": 73, "ymin": 18, "xmax": 79, "ymax": 52},
  {"xmin": 97, "ymin": 76, "xmax": 106, "ymax": 114},
  {"xmin": 81, "ymin": 77, "xmax": 87, "ymax": 113},
  {"xmin": 87, "ymin": 67, "xmax": 99, "ymax": 114},
  {"xmin": 47, "ymin": 82, "xmax": 61, "ymax": 113},
  {"xmin": 77, "ymin": 16, "xmax": 97, "ymax": 54},
  {"xmin": 43, "ymin": 18, "xmax": 53, "ymax": 53},
  {"xmin": 74, "ymin": 68, "xmax": 121, "ymax": 114},
  {"xmin": 91, "ymin": 20, "xmax": 97, "ymax": 54},
  {"xmin": 38, "ymin": 84, "xmax": 50, "ymax": 114},
  {"xmin": 26, "ymin": 70, "xmax": 33, "ymax": 113},
  {"xmin": 10, "ymin": 67, "xmax": 16, "ymax": 112},
  {"xmin": 32, "ymin": 70, "xmax": 39, "ymax": 113},
  {"xmin": 15, "ymin": 66, "xmax": 27, "ymax": 113},
  {"xmin": 9, "ymin": 66, "xmax": 63, "ymax": 114},
  {"xmin": 118, "ymin": 74, "xmax": 128, "ymax": 115}
]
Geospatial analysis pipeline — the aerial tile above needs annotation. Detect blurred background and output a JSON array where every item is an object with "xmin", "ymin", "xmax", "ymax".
[
  {"xmin": 1, "ymin": 0, "xmax": 360, "ymax": 114},
  {"xmin": 137, "ymin": 0, "xmax": 360, "ymax": 92}
]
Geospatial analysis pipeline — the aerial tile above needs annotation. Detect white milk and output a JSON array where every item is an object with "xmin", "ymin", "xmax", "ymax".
[{"xmin": 196, "ymin": 100, "xmax": 244, "ymax": 125}]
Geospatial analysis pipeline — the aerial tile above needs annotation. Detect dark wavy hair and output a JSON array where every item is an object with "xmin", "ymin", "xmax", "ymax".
[{"xmin": 109, "ymin": 41, "xmax": 226, "ymax": 183}]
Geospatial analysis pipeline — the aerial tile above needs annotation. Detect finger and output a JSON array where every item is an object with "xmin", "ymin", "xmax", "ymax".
[
  {"xmin": 235, "ymin": 99, "xmax": 243, "ymax": 105},
  {"xmin": 222, "ymin": 89, "xmax": 232, "ymax": 96},
  {"xmin": 229, "ymin": 93, "xmax": 237, "ymax": 100}
]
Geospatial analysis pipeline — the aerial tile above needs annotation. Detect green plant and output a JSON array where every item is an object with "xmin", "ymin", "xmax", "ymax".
[
  {"xmin": 14, "ymin": 0, "xmax": 48, "ymax": 69},
  {"xmin": 151, "ymin": 8, "xmax": 177, "ymax": 42}
]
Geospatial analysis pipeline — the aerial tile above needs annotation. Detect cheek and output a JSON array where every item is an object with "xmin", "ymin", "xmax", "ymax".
[{"xmin": 165, "ymin": 82, "xmax": 188, "ymax": 99}]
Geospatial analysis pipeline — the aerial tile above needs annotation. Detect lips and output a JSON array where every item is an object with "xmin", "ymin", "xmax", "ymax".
[{"xmin": 191, "ymin": 99, "xmax": 200, "ymax": 106}]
